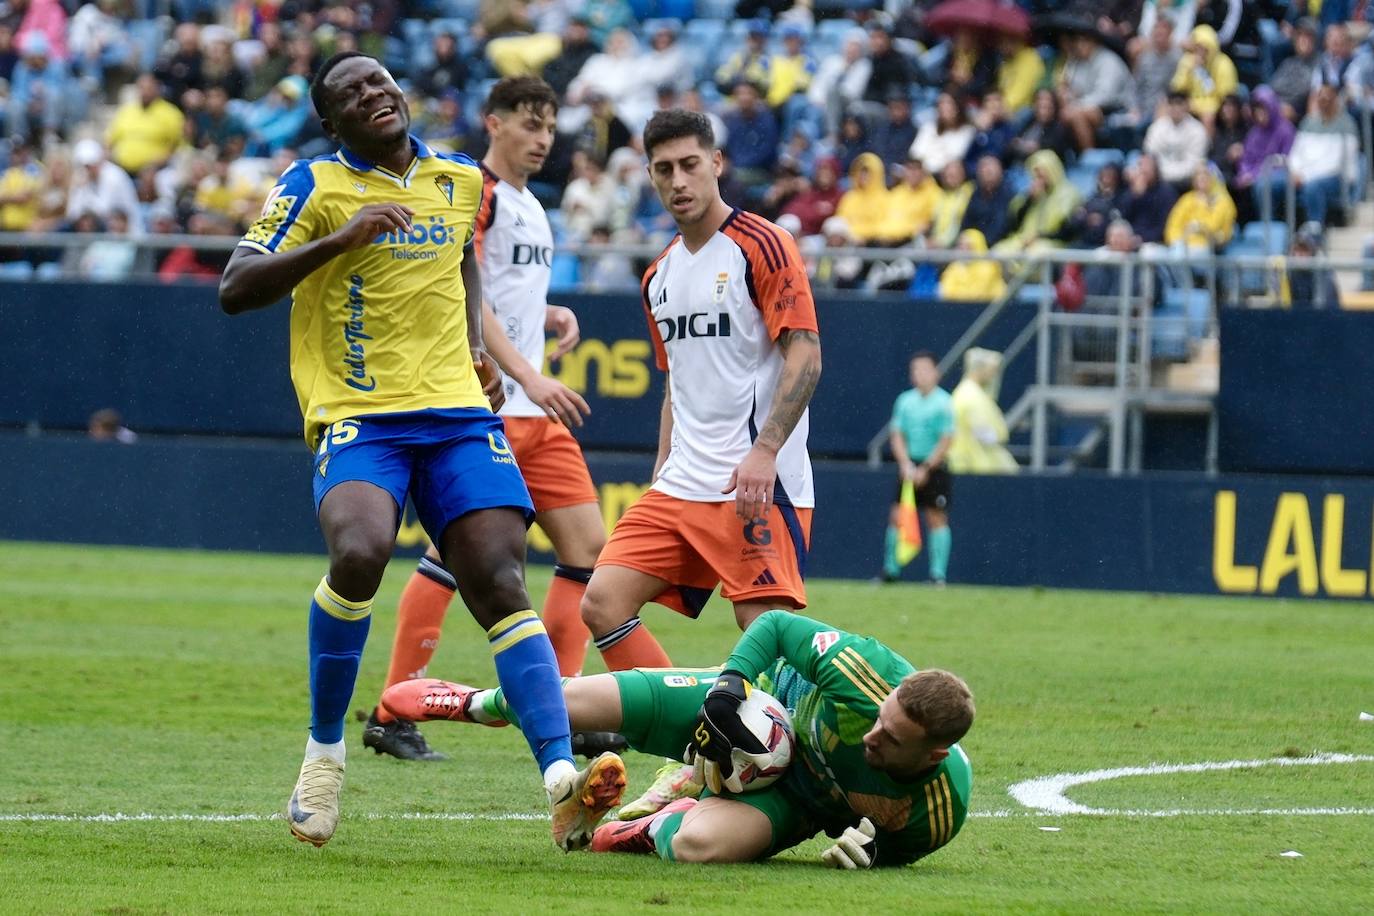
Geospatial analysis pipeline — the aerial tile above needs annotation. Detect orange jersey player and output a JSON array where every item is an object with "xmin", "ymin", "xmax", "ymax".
[{"xmin": 581, "ymin": 109, "xmax": 823, "ymax": 819}]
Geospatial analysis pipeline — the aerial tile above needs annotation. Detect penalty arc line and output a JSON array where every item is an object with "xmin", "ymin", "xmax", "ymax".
[{"xmin": 1007, "ymin": 751, "xmax": 1374, "ymax": 816}]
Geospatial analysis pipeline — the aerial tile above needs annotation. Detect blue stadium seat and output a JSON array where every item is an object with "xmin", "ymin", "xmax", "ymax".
[
  {"xmin": 695, "ymin": 0, "xmax": 736, "ymax": 19},
  {"xmin": 1078, "ymin": 148, "xmax": 1125, "ymax": 171},
  {"xmin": 1243, "ymin": 220, "xmax": 1288, "ymax": 254},
  {"xmin": 641, "ymin": 18, "xmax": 685, "ymax": 38},
  {"xmin": 1154, "ymin": 288, "xmax": 1211, "ymax": 357},
  {"xmin": 684, "ymin": 18, "xmax": 726, "ymax": 43},
  {"xmin": 628, "ymin": 0, "xmax": 654, "ymax": 19},
  {"xmin": 0, "ymin": 261, "xmax": 34, "ymax": 279},
  {"xmin": 127, "ymin": 19, "xmax": 165, "ymax": 73},
  {"xmin": 549, "ymin": 252, "xmax": 580, "ymax": 293},
  {"xmin": 435, "ymin": 0, "xmax": 480, "ymax": 18},
  {"xmin": 1067, "ymin": 165, "xmax": 1099, "ymax": 199},
  {"xmin": 656, "ymin": 0, "xmax": 696, "ymax": 17}
]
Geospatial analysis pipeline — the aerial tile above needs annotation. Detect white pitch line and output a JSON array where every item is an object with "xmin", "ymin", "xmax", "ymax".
[
  {"xmin": 3, "ymin": 806, "xmax": 1372, "ymax": 825},
  {"xmin": 1008, "ymin": 752, "xmax": 1374, "ymax": 816}
]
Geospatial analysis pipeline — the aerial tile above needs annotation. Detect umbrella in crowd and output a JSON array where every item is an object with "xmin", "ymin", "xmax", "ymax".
[
  {"xmin": 1033, "ymin": 12, "xmax": 1129, "ymax": 62},
  {"xmin": 926, "ymin": 0, "xmax": 1032, "ymax": 40}
]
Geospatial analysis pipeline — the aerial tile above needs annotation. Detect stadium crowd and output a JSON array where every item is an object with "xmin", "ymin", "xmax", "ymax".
[{"xmin": 0, "ymin": 0, "xmax": 1368, "ymax": 294}]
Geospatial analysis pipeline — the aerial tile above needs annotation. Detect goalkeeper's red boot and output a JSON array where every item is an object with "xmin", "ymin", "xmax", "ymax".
[
  {"xmin": 590, "ymin": 798, "xmax": 697, "ymax": 855},
  {"xmin": 381, "ymin": 678, "xmax": 506, "ymax": 726}
]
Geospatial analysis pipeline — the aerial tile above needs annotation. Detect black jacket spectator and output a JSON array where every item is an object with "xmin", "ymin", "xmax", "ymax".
[
  {"xmin": 1009, "ymin": 89, "xmax": 1075, "ymax": 167},
  {"xmin": 543, "ymin": 20, "xmax": 597, "ymax": 96},
  {"xmin": 868, "ymin": 94, "xmax": 917, "ymax": 168},
  {"xmin": 864, "ymin": 28, "xmax": 916, "ymax": 103},
  {"xmin": 415, "ymin": 32, "xmax": 469, "ymax": 98},
  {"xmin": 961, "ymin": 159, "xmax": 1016, "ymax": 246}
]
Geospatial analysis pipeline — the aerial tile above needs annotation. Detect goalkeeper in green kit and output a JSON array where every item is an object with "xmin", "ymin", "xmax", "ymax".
[{"xmin": 383, "ymin": 610, "xmax": 974, "ymax": 867}]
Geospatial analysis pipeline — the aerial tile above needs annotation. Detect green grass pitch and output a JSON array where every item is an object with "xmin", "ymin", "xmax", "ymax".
[{"xmin": 1, "ymin": 541, "xmax": 1371, "ymax": 913}]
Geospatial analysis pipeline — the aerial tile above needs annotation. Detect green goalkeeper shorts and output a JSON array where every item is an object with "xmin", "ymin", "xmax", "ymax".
[{"xmin": 612, "ymin": 668, "xmax": 816, "ymax": 857}]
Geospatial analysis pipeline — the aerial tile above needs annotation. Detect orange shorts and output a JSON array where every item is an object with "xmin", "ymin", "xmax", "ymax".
[
  {"xmin": 502, "ymin": 415, "xmax": 599, "ymax": 513},
  {"xmin": 596, "ymin": 488, "xmax": 813, "ymax": 617}
]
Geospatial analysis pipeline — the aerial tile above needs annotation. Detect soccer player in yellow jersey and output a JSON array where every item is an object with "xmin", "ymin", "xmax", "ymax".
[{"xmin": 218, "ymin": 53, "xmax": 625, "ymax": 851}]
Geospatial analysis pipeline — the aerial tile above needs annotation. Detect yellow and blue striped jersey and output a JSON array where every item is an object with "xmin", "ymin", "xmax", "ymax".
[{"xmin": 238, "ymin": 136, "xmax": 489, "ymax": 445}]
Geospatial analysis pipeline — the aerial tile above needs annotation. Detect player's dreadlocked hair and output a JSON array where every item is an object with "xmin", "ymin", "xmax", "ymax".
[
  {"xmin": 643, "ymin": 109, "xmax": 715, "ymax": 160},
  {"xmin": 897, "ymin": 670, "xmax": 975, "ymax": 746},
  {"xmin": 482, "ymin": 76, "xmax": 559, "ymax": 119},
  {"xmin": 310, "ymin": 51, "xmax": 374, "ymax": 118}
]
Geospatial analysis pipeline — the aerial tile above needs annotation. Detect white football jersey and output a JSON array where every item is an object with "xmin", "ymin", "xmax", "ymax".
[
  {"xmin": 474, "ymin": 165, "xmax": 555, "ymax": 418},
  {"xmin": 642, "ymin": 209, "xmax": 819, "ymax": 508}
]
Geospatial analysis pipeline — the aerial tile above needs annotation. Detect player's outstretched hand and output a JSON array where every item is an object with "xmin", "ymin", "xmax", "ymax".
[
  {"xmin": 820, "ymin": 818, "xmax": 877, "ymax": 869},
  {"xmin": 330, "ymin": 203, "xmax": 415, "ymax": 252},
  {"xmin": 473, "ymin": 348, "xmax": 506, "ymax": 413},
  {"xmin": 524, "ymin": 374, "xmax": 590, "ymax": 428},
  {"xmin": 545, "ymin": 305, "xmax": 580, "ymax": 361},
  {"xmin": 723, "ymin": 445, "xmax": 777, "ymax": 521}
]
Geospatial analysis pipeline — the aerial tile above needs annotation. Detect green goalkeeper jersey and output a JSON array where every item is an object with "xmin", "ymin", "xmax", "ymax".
[{"xmin": 724, "ymin": 611, "xmax": 972, "ymax": 867}]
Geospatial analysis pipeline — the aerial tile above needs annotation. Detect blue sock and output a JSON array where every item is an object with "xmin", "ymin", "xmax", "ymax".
[
  {"xmin": 929, "ymin": 526, "xmax": 952, "ymax": 582},
  {"xmin": 487, "ymin": 610, "xmax": 574, "ymax": 774},
  {"xmin": 308, "ymin": 577, "xmax": 373, "ymax": 744}
]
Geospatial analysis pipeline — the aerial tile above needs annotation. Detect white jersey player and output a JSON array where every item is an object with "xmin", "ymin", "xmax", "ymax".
[{"xmin": 580, "ymin": 107, "xmax": 823, "ymax": 669}]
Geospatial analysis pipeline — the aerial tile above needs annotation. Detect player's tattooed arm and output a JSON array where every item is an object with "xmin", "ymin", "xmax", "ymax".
[{"xmin": 756, "ymin": 329, "xmax": 822, "ymax": 453}]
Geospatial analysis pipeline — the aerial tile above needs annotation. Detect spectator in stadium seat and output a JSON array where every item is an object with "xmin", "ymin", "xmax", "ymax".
[
  {"xmin": 1083, "ymin": 218, "xmax": 1145, "ymax": 298},
  {"xmin": 722, "ymin": 80, "xmax": 779, "ymax": 186},
  {"xmin": 69, "ymin": 0, "xmax": 133, "ymax": 95},
  {"xmin": 0, "ymin": 136, "xmax": 42, "ymax": 231},
  {"xmin": 930, "ymin": 159, "xmax": 975, "ymax": 249},
  {"xmin": 910, "ymin": 91, "xmax": 975, "ymax": 176},
  {"xmin": 66, "ymin": 138, "xmax": 141, "ymax": 234},
  {"xmin": 190, "ymin": 84, "xmax": 248, "ymax": 153},
  {"xmin": 28, "ymin": 147, "xmax": 68, "ymax": 232},
  {"xmin": 568, "ymin": 91, "xmax": 632, "ymax": 165},
  {"xmin": 715, "ymin": 20, "xmax": 771, "ymax": 95},
  {"xmin": 1235, "ymin": 85, "xmax": 1295, "ymax": 208},
  {"xmin": 640, "ymin": 21, "xmax": 694, "ymax": 96},
  {"xmin": 412, "ymin": 88, "xmax": 476, "ymax": 153},
  {"xmin": 1137, "ymin": 0, "xmax": 1196, "ymax": 51},
  {"xmin": 282, "ymin": 31, "xmax": 319, "ymax": 81},
  {"xmin": 561, "ymin": 150, "xmax": 616, "ymax": 241},
  {"xmin": 11, "ymin": 0, "xmax": 66, "ymax": 63},
  {"xmin": 996, "ymin": 150, "xmax": 1082, "ymax": 254},
  {"xmin": 542, "ymin": 16, "xmax": 597, "ymax": 96},
  {"xmin": 1143, "ymin": 90, "xmax": 1208, "ymax": 189},
  {"xmin": 1209, "ymin": 94, "xmax": 1249, "ymax": 212},
  {"xmin": 835, "ymin": 152, "xmax": 893, "ymax": 246},
  {"xmin": 240, "ymin": 22, "xmax": 288, "ymax": 102},
  {"xmin": 1311, "ymin": 21, "xmax": 1355, "ymax": 95},
  {"xmin": 947, "ymin": 28, "xmax": 997, "ymax": 102},
  {"xmin": 0, "ymin": 24, "xmax": 17, "ymax": 84},
  {"xmin": 963, "ymin": 90, "xmax": 1014, "ymax": 171},
  {"xmin": 1287, "ymin": 78, "xmax": 1361, "ymax": 226},
  {"xmin": 242, "ymin": 75, "xmax": 310, "ymax": 157},
  {"xmin": 567, "ymin": 29, "xmax": 649, "ymax": 126},
  {"xmin": 578, "ymin": 0, "xmax": 634, "ymax": 48},
  {"xmin": 5, "ymin": 30, "xmax": 69, "ymax": 144},
  {"xmin": 781, "ymin": 155, "xmax": 843, "ymax": 237},
  {"xmin": 869, "ymin": 89, "xmax": 917, "ymax": 169},
  {"xmin": 995, "ymin": 32, "xmax": 1045, "ymax": 118},
  {"xmin": 1058, "ymin": 33, "xmax": 1135, "ymax": 152},
  {"xmin": 809, "ymin": 31, "xmax": 870, "ymax": 135},
  {"xmin": 864, "ymin": 22, "xmax": 916, "ymax": 105},
  {"xmin": 1267, "ymin": 18, "xmax": 1319, "ymax": 118},
  {"xmin": 939, "ymin": 229, "xmax": 1006, "ymax": 302},
  {"xmin": 886, "ymin": 154, "xmax": 941, "ymax": 244},
  {"xmin": 1132, "ymin": 15, "xmax": 1181, "ymax": 123},
  {"xmin": 1008, "ymin": 89, "xmax": 1075, "ymax": 167},
  {"xmin": 1164, "ymin": 162, "xmax": 1236, "ymax": 253},
  {"xmin": 1170, "ymin": 25, "xmax": 1237, "ymax": 130},
  {"xmin": 832, "ymin": 111, "xmax": 869, "ymax": 172},
  {"xmin": 582, "ymin": 224, "xmax": 638, "ymax": 292},
  {"xmin": 154, "ymin": 22, "xmax": 203, "ymax": 105},
  {"xmin": 815, "ymin": 215, "xmax": 865, "ymax": 289},
  {"xmin": 1121, "ymin": 153, "xmax": 1177, "ymax": 243},
  {"xmin": 1066, "ymin": 162, "xmax": 1129, "ymax": 249},
  {"xmin": 415, "ymin": 29, "xmax": 471, "ymax": 98},
  {"xmin": 960, "ymin": 155, "xmax": 1015, "ymax": 247},
  {"xmin": 107, "ymin": 73, "xmax": 184, "ymax": 175},
  {"xmin": 766, "ymin": 23, "xmax": 817, "ymax": 110},
  {"xmin": 201, "ymin": 35, "xmax": 246, "ymax": 101},
  {"xmin": 681, "ymin": 86, "xmax": 729, "ymax": 148}
]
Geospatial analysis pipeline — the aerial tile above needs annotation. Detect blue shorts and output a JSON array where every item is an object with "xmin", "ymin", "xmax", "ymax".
[{"xmin": 311, "ymin": 407, "xmax": 534, "ymax": 543}]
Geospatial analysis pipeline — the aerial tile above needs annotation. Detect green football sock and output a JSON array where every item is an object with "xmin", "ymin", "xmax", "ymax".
[
  {"xmin": 883, "ymin": 525, "xmax": 900, "ymax": 578},
  {"xmin": 929, "ymin": 525, "xmax": 951, "ymax": 582},
  {"xmin": 474, "ymin": 677, "xmax": 575, "ymax": 726},
  {"xmin": 652, "ymin": 810, "xmax": 687, "ymax": 862}
]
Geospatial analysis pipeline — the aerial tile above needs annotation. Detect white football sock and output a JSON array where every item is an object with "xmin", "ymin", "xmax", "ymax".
[
  {"xmin": 305, "ymin": 737, "xmax": 346, "ymax": 765},
  {"xmin": 543, "ymin": 758, "xmax": 577, "ymax": 794}
]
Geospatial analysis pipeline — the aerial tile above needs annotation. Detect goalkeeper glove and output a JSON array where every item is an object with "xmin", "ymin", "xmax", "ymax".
[
  {"xmin": 683, "ymin": 671, "xmax": 770, "ymax": 794},
  {"xmin": 820, "ymin": 818, "xmax": 877, "ymax": 869}
]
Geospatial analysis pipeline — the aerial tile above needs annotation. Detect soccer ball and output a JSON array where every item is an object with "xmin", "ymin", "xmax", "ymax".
[{"xmin": 731, "ymin": 688, "xmax": 795, "ymax": 792}]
